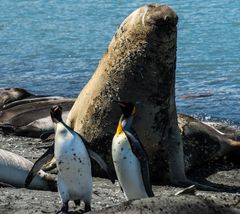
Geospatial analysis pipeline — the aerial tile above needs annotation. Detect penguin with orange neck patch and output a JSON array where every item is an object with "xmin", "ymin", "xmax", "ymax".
[{"xmin": 112, "ymin": 101, "xmax": 154, "ymax": 200}]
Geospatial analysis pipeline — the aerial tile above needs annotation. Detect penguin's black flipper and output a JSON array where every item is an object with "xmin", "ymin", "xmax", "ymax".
[
  {"xmin": 25, "ymin": 144, "xmax": 54, "ymax": 187},
  {"xmin": 88, "ymin": 149, "xmax": 115, "ymax": 184},
  {"xmin": 139, "ymin": 158, "xmax": 154, "ymax": 197},
  {"xmin": 123, "ymin": 130, "xmax": 154, "ymax": 197}
]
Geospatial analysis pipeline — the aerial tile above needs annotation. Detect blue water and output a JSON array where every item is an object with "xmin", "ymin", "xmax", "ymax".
[{"xmin": 0, "ymin": 1, "xmax": 239, "ymax": 124}]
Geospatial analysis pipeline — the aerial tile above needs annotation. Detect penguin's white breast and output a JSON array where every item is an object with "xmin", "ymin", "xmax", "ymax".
[
  {"xmin": 112, "ymin": 133, "xmax": 147, "ymax": 200},
  {"xmin": 54, "ymin": 123, "xmax": 92, "ymax": 199}
]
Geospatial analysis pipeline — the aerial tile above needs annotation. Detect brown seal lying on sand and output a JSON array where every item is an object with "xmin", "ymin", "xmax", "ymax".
[
  {"xmin": 178, "ymin": 113, "xmax": 240, "ymax": 171},
  {"xmin": 0, "ymin": 89, "xmax": 75, "ymax": 138},
  {"xmin": 0, "ymin": 88, "xmax": 33, "ymax": 109}
]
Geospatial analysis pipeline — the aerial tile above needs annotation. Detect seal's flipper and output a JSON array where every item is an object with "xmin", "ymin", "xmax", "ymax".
[
  {"xmin": 0, "ymin": 181, "xmax": 14, "ymax": 188},
  {"xmin": 42, "ymin": 156, "xmax": 57, "ymax": 171},
  {"xmin": 40, "ymin": 131, "xmax": 55, "ymax": 142},
  {"xmin": 0, "ymin": 123, "xmax": 16, "ymax": 135},
  {"xmin": 88, "ymin": 149, "xmax": 115, "ymax": 184},
  {"xmin": 25, "ymin": 144, "xmax": 54, "ymax": 187}
]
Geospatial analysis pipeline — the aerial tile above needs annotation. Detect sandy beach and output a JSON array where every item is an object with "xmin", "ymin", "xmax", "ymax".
[{"xmin": 0, "ymin": 133, "xmax": 239, "ymax": 213}]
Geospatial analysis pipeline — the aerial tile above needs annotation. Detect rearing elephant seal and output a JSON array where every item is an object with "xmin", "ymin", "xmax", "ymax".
[{"xmin": 67, "ymin": 4, "xmax": 185, "ymax": 184}]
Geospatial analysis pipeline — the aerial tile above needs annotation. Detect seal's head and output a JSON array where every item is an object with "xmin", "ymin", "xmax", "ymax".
[
  {"xmin": 114, "ymin": 100, "xmax": 136, "ymax": 119},
  {"xmin": 50, "ymin": 105, "xmax": 63, "ymax": 123}
]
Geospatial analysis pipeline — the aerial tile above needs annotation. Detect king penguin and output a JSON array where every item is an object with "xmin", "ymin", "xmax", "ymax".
[
  {"xmin": 112, "ymin": 101, "xmax": 154, "ymax": 200},
  {"xmin": 51, "ymin": 105, "xmax": 92, "ymax": 213},
  {"xmin": 25, "ymin": 105, "xmax": 115, "ymax": 213}
]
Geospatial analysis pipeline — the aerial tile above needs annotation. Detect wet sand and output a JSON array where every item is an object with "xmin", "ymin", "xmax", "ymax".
[{"xmin": 0, "ymin": 134, "xmax": 239, "ymax": 213}]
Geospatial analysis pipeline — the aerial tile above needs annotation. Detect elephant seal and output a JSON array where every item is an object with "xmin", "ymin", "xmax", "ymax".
[
  {"xmin": 67, "ymin": 4, "xmax": 184, "ymax": 184},
  {"xmin": 0, "ymin": 88, "xmax": 33, "ymax": 109},
  {"xmin": 2, "ymin": 96, "xmax": 65, "ymax": 110},
  {"xmin": 178, "ymin": 113, "xmax": 240, "ymax": 170},
  {"xmin": 0, "ymin": 98, "xmax": 75, "ymax": 137},
  {"xmin": 204, "ymin": 121, "xmax": 240, "ymax": 141},
  {"xmin": 0, "ymin": 148, "xmax": 56, "ymax": 190},
  {"xmin": 65, "ymin": 4, "xmax": 239, "ymax": 190},
  {"xmin": 0, "ymin": 110, "xmax": 71, "ymax": 138}
]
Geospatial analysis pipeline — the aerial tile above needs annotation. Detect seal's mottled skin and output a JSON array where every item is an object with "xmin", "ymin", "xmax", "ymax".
[
  {"xmin": 67, "ymin": 4, "xmax": 183, "ymax": 183},
  {"xmin": 178, "ymin": 113, "xmax": 240, "ymax": 170}
]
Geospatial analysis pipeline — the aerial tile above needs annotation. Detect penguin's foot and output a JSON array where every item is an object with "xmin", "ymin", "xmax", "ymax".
[
  {"xmin": 171, "ymin": 178, "xmax": 222, "ymax": 192},
  {"xmin": 56, "ymin": 202, "xmax": 69, "ymax": 214},
  {"xmin": 84, "ymin": 203, "xmax": 91, "ymax": 212}
]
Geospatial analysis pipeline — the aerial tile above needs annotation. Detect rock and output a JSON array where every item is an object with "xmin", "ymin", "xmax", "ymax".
[{"xmin": 67, "ymin": 4, "xmax": 184, "ymax": 183}]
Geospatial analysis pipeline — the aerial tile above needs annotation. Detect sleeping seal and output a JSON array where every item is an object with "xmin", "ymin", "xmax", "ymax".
[
  {"xmin": 0, "ymin": 148, "xmax": 56, "ymax": 190},
  {"xmin": 178, "ymin": 113, "xmax": 240, "ymax": 170},
  {"xmin": 0, "ymin": 98, "xmax": 75, "ymax": 138},
  {"xmin": 0, "ymin": 88, "xmax": 33, "ymax": 109}
]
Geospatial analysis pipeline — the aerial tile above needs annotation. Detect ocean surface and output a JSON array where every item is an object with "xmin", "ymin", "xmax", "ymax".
[{"xmin": 0, "ymin": 0, "xmax": 239, "ymax": 124}]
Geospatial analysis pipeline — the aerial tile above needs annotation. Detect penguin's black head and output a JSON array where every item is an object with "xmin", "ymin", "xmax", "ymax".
[
  {"xmin": 50, "ymin": 105, "xmax": 63, "ymax": 123},
  {"xmin": 114, "ymin": 100, "xmax": 135, "ymax": 118}
]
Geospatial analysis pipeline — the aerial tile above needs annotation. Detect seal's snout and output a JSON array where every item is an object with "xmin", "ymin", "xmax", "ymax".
[{"xmin": 147, "ymin": 4, "xmax": 178, "ymax": 26}]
